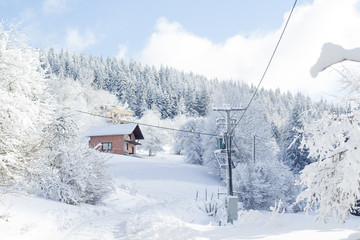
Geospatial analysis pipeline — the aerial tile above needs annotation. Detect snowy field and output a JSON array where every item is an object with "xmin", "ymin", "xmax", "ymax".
[{"xmin": 0, "ymin": 153, "xmax": 360, "ymax": 240}]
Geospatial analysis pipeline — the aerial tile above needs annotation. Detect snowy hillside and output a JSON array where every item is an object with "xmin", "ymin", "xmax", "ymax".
[{"xmin": 0, "ymin": 153, "xmax": 359, "ymax": 240}]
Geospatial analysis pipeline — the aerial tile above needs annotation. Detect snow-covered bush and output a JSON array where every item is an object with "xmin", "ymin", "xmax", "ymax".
[
  {"xmin": 175, "ymin": 119, "xmax": 206, "ymax": 165},
  {"xmin": 41, "ymin": 111, "xmax": 113, "ymax": 205},
  {"xmin": 48, "ymin": 76, "xmax": 119, "ymax": 130},
  {"xmin": 36, "ymin": 53, "xmax": 120, "ymax": 204},
  {"xmin": 299, "ymin": 49, "xmax": 360, "ymax": 222},
  {"xmin": 298, "ymin": 111, "xmax": 360, "ymax": 222},
  {"xmin": 176, "ymin": 103, "xmax": 297, "ymax": 210},
  {"xmin": 234, "ymin": 160, "xmax": 296, "ymax": 210},
  {"xmin": 138, "ymin": 110, "xmax": 164, "ymax": 156},
  {"xmin": 224, "ymin": 100, "xmax": 297, "ymax": 210},
  {"xmin": 0, "ymin": 24, "xmax": 115, "ymax": 204},
  {"xmin": 141, "ymin": 126, "xmax": 163, "ymax": 156},
  {"xmin": 0, "ymin": 25, "xmax": 50, "ymax": 191}
]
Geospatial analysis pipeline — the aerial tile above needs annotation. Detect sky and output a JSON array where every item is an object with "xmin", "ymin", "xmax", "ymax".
[{"xmin": 1, "ymin": 0, "xmax": 360, "ymax": 102}]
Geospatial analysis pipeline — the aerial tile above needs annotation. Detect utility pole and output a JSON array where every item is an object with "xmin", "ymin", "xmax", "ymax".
[
  {"xmin": 252, "ymin": 134, "xmax": 256, "ymax": 163},
  {"xmin": 224, "ymin": 109, "xmax": 234, "ymax": 196},
  {"xmin": 213, "ymin": 106, "xmax": 245, "ymax": 223}
]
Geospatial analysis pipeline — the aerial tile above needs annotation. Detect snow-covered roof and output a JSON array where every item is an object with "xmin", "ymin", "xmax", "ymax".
[{"xmin": 86, "ymin": 123, "xmax": 143, "ymax": 138}]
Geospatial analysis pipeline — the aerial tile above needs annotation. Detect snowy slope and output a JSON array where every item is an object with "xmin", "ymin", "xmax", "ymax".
[{"xmin": 0, "ymin": 153, "xmax": 360, "ymax": 240}]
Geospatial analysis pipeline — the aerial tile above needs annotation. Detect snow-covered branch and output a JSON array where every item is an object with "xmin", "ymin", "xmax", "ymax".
[{"xmin": 310, "ymin": 43, "xmax": 360, "ymax": 78}]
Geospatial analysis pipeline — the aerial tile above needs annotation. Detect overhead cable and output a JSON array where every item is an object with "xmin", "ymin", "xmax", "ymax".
[
  {"xmin": 76, "ymin": 110, "xmax": 218, "ymax": 137},
  {"xmin": 230, "ymin": 0, "xmax": 298, "ymax": 134}
]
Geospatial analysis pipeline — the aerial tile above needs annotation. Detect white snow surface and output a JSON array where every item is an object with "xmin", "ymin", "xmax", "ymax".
[
  {"xmin": 86, "ymin": 123, "xmax": 138, "ymax": 137},
  {"xmin": 1, "ymin": 153, "xmax": 360, "ymax": 240},
  {"xmin": 310, "ymin": 42, "xmax": 360, "ymax": 78}
]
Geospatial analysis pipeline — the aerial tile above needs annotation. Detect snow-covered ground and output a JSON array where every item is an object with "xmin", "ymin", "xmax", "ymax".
[{"xmin": 0, "ymin": 153, "xmax": 359, "ymax": 240}]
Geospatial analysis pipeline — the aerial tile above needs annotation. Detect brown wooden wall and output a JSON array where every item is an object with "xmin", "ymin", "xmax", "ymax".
[
  {"xmin": 89, "ymin": 135, "xmax": 124, "ymax": 154},
  {"xmin": 89, "ymin": 133, "xmax": 138, "ymax": 155}
]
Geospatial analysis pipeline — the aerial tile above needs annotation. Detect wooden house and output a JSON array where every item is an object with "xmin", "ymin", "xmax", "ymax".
[
  {"xmin": 99, "ymin": 105, "xmax": 134, "ymax": 124},
  {"xmin": 87, "ymin": 123, "xmax": 144, "ymax": 155}
]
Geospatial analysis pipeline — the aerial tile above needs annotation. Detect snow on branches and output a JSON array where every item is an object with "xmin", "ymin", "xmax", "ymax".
[
  {"xmin": 298, "ymin": 41, "xmax": 360, "ymax": 222},
  {"xmin": 40, "ymin": 111, "xmax": 114, "ymax": 205},
  {"xmin": 310, "ymin": 43, "xmax": 360, "ymax": 78},
  {"xmin": 0, "ymin": 24, "xmax": 50, "ymax": 190},
  {"xmin": 298, "ymin": 111, "xmax": 360, "ymax": 222},
  {"xmin": 0, "ymin": 24, "xmax": 114, "ymax": 205}
]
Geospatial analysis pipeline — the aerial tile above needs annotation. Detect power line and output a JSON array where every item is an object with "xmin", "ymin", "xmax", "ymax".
[
  {"xmin": 76, "ymin": 110, "xmax": 218, "ymax": 137},
  {"xmin": 77, "ymin": 1, "xmax": 297, "ymax": 142},
  {"xmin": 230, "ymin": 0, "xmax": 297, "ymax": 135}
]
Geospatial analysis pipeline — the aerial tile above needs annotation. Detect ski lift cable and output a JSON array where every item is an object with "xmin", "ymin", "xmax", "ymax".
[
  {"xmin": 76, "ymin": 110, "xmax": 218, "ymax": 137},
  {"xmin": 230, "ymin": 0, "xmax": 297, "ymax": 135}
]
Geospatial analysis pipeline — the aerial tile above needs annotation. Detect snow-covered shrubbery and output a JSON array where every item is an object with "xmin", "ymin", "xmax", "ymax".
[
  {"xmin": 40, "ymin": 111, "xmax": 113, "ymax": 205},
  {"xmin": 175, "ymin": 119, "xmax": 207, "ymax": 165},
  {"xmin": 234, "ymin": 161, "xmax": 296, "ymax": 210},
  {"xmin": 47, "ymin": 76, "xmax": 120, "ymax": 131},
  {"xmin": 298, "ymin": 110, "xmax": 360, "ymax": 222},
  {"xmin": 0, "ymin": 25, "xmax": 114, "ymax": 205},
  {"xmin": 298, "ymin": 45, "xmax": 360, "ymax": 222},
  {"xmin": 231, "ymin": 102, "xmax": 296, "ymax": 210},
  {"xmin": 176, "ymin": 102, "xmax": 297, "ymax": 210},
  {"xmin": 0, "ymin": 26, "xmax": 51, "ymax": 192},
  {"xmin": 136, "ymin": 110, "xmax": 191, "ymax": 156},
  {"xmin": 138, "ymin": 111, "xmax": 164, "ymax": 156}
]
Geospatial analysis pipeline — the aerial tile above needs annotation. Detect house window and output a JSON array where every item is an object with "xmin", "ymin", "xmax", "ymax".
[
  {"xmin": 126, "ymin": 143, "xmax": 129, "ymax": 150},
  {"xmin": 102, "ymin": 142, "xmax": 112, "ymax": 151}
]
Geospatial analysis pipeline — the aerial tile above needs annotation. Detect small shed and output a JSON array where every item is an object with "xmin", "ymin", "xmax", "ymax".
[{"xmin": 87, "ymin": 123, "xmax": 144, "ymax": 155}]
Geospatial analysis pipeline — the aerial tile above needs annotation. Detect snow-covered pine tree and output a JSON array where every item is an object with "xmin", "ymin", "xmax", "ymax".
[
  {"xmin": 184, "ymin": 88, "xmax": 198, "ymax": 117},
  {"xmin": 134, "ymin": 78, "xmax": 147, "ymax": 118},
  {"xmin": 280, "ymin": 96, "xmax": 313, "ymax": 174},
  {"xmin": 114, "ymin": 60, "xmax": 129, "ymax": 103},
  {"xmin": 143, "ymin": 66, "xmax": 155, "ymax": 110},
  {"xmin": 195, "ymin": 88, "xmax": 210, "ymax": 117}
]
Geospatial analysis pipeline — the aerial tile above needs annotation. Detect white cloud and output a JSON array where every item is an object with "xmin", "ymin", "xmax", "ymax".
[
  {"xmin": 42, "ymin": 0, "xmax": 68, "ymax": 15},
  {"xmin": 140, "ymin": 0, "xmax": 360, "ymax": 101},
  {"xmin": 116, "ymin": 44, "xmax": 127, "ymax": 60},
  {"xmin": 65, "ymin": 28, "xmax": 96, "ymax": 52}
]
